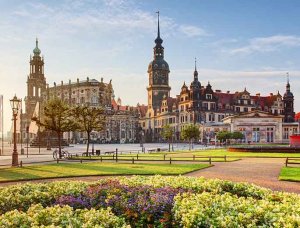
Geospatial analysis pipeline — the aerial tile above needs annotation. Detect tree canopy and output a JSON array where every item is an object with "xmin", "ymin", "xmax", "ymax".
[
  {"xmin": 161, "ymin": 124, "xmax": 174, "ymax": 152},
  {"xmin": 72, "ymin": 105, "xmax": 106, "ymax": 155},
  {"xmin": 32, "ymin": 98, "xmax": 76, "ymax": 158},
  {"xmin": 181, "ymin": 125, "xmax": 200, "ymax": 150},
  {"xmin": 216, "ymin": 131, "xmax": 244, "ymax": 142}
]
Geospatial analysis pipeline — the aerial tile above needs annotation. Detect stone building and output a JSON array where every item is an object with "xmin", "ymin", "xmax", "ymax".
[
  {"xmin": 21, "ymin": 40, "xmax": 139, "ymax": 145},
  {"xmin": 139, "ymin": 14, "xmax": 299, "ymax": 144}
]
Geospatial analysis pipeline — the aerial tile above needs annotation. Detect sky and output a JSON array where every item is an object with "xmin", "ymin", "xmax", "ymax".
[{"xmin": 0, "ymin": 0, "xmax": 300, "ymax": 133}]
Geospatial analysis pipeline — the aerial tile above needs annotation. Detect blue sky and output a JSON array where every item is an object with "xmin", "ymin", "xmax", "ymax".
[{"xmin": 0, "ymin": 0, "xmax": 300, "ymax": 132}]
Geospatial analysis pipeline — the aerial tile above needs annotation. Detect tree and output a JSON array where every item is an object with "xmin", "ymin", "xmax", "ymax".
[
  {"xmin": 161, "ymin": 124, "xmax": 174, "ymax": 152},
  {"xmin": 181, "ymin": 124, "xmax": 200, "ymax": 150},
  {"xmin": 216, "ymin": 131, "xmax": 231, "ymax": 143},
  {"xmin": 32, "ymin": 98, "xmax": 76, "ymax": 158},
  {"xmin": 231, "ymin": 131, "xmax": 244, "ymax": 140},
  {"xmin": 217, "ymin": 131, "xmax": 244, "ymax": 145},
  {"xmin": 73, "ymin": 105, "xmax": 106, "ymax": 155}
]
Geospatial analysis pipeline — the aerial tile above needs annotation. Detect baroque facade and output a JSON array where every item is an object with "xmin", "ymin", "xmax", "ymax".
[
  {"xmin": 21, "ymin": 40, "xmax": 139, "ymax": 145},
  {"xmin": 139, "ymin": 15, "xmax": 299, "ymax": 143}
]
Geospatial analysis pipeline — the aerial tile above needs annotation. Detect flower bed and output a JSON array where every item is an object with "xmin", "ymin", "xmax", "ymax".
[{"xmin": 0, "ymin": 176, "xmax": 299, "ymax": 227}]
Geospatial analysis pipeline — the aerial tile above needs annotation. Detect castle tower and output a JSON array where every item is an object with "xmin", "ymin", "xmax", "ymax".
[
  {"xmin": 25, "ymin": 39, "xmax": 47, "ymax": 118},
  {"xmin": 147, "ymin": 12, "xmax": 171, "ymax": 110},
  {"xmin": 283, "ymin": 73, "xmax": 295, "ymax": 122},
  {"xmin": 189, "ymin": 58, "xmax": 202, "ymax": 123}
]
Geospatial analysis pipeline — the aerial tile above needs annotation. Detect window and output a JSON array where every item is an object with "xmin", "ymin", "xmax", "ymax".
[
  {"xmin": 206, "ymin": 94, "xmax": 212, "ymax": 99},
  {"xmin": 252, "ymin": 128, "xmax": 260, "ymax": 142},
  {"xmin": 244, "ymin": 107, "xmax": 248, "ymax": 112},
  {"xmin": 236, "ymin": 107, "xmax": 240, "ymax": 112},
  {"xmin": 208, "ymin": 113, "xmax": 215, "ymax": 122},
  {"xmin": 202, "ymin": 103, "xmax": 208, "ymax": 110},
  {"xmin": 293, "ymin": 128, "xmax": 298, "ymax": 133},
  {"xmin": 266, "ymin": 127, "xmax": 274, "ymax": 142},
  {"xmin": 218, "ymin": 114, "xmax": 224, "ymax": 122},
  {"xmin": 210, "ymin": 103, "xmax": 215, "ymax": 110},
  {"xmin": 283, "ymin": 128, "xmax": 289, "ymax": 139}
]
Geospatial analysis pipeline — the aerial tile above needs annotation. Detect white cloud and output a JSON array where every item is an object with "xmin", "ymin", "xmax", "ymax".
[
  {"xmin": 178, "ymin": 25, "xmax": 209, "ymax": 37},
  {"xmin": 6, "ymin": 0, "xmax": 208, "ymax": 40},
  {"xmin": 230, "ymin": 35, "xmax": 300, "ymax": 54}
]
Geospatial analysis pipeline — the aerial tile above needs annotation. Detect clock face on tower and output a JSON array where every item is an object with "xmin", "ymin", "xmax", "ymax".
[{"xmin": 153, "ymin": 71, "xmax": 168, "ymax": 85}]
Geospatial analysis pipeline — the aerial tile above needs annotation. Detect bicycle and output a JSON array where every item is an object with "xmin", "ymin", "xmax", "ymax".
[{"xmin": 53, "ymin": 149, "xmax": 70, "ymax": 159}]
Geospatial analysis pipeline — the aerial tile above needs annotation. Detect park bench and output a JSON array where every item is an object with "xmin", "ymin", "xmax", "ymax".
[{"xmin": 104, "ymin": 151, "xmax": 115, "ymax": 155}]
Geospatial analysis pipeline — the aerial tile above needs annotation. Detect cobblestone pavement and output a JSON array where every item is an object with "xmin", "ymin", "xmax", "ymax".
[{"xmin": 186, "ymin": 158, "xmax": 300, "ymax": 194}]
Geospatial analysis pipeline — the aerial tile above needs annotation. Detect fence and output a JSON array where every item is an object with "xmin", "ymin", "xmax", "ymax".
[
  {"xmin": 67, "ymin": 154, "xmax": 229, "ymax": 165},
  {"xmin": 285, "ymin": 157, "xmax": 300, "ymax": 167}
]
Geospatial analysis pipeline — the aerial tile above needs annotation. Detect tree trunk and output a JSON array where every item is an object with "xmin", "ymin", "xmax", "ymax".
[
  {"xmin": 86, "ymin": 132, "xmax": 90, "ymax": 157},
  {"xmin": 189, "ymin": 139, "xmax": 191, "ymax": 151},
  {"xmin": 168, "ymin": 140, "xmax": 170, "ymax": 152},
  {"xmin": 58, "ymin": 131, "xmax": 62, "ymax": 159}
]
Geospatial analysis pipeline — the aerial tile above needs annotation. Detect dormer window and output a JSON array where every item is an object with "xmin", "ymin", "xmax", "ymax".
[{"xmin": 206, "ymin": 94, "xmax": 212, "ymax": 99}]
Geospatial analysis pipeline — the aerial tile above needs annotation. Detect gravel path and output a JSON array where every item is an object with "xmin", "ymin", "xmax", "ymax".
[{"xmin": 186, "ymin": 158, "xmax": 300, "ymax": 194}]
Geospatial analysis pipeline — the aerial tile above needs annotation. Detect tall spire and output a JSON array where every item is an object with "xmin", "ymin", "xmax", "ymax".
[
  {"xmin": 157, "ymin": 11, "xmax": 160, "ymax": 39},
  {"xmin": 193, "ymin": 57, "xmax": 198, "ymax": 80},
  {"xmin": 155, "ymin": 11, "xmax": 163, "ymax": 46},
  {"xmin": 286, "ymin": 72, "xmax": 290, "ymax": 92}
]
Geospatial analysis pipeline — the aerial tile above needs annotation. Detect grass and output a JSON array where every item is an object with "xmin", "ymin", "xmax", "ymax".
[
  {"xmin": 190, "ymin": 149, "xmax": 300, "ymax": 158},
  {"xmin": 0, "ymin": 162, "xmax": 210, "ymax": 182},
  {"xmin": 75, "ymin": 154, "xmax": 237, "ymax": 162},
  {"xmin": 279, "ymin": 167, "xmax": 300, "ymax": 182},
  {"xmin": 75, "ymin": 148, "xmax": 300, "ymax": 160}
]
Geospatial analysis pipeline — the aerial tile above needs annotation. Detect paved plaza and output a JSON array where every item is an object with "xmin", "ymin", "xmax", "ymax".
[{"xmin": 0, "ymin": 142, "xmax": 213, "ymax": 166}]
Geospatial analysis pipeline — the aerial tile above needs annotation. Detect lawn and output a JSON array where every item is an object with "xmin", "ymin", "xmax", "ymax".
[
  {"xmin": 190, "ymin": 149, "xmax": 300, "ymax": 158},
  {"xmin": 75, "ymin": 154, "xmax": 237, "ymax": 162},
  {"xmin": 279, "ymin": 167, "xmax": 300, "ymax": 182},
  {"xmin": 76, "ymin": 148, "xmax": 300, "ymax": 159},
  {"xmin": 0, "ymin": 162, "xmax": 210, "ymax": 182}
]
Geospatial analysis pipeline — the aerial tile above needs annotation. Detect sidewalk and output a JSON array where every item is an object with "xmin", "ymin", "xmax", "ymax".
[{"xmin": 186, "ymin": 158, "xmax": 300, "ymax": 194}]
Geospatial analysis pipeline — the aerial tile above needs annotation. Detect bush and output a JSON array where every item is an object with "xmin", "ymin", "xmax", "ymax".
[
  {"xmin": 56, "ymin": 180, "xmax": 188, "ymax": 227},
  {"xmin": 0, "ymin": 181, "xmax": 88, "ymax": 215},
  {"xmin": 0, "ymin": 204, "xmax": 128, "ymax": 228},
  {"xmin": 0, "ymin": 176, "xmax": 299, "ymax": 227},
  {"xmin": 174, "ymin": 192, "xmax": 300, "ymax": 227}
]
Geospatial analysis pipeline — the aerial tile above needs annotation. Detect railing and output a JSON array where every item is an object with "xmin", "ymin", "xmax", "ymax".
[
  {"xmin": 68, "ymin": 154, "xmax": 229, "ymax": 165},
  {"xmin": 285, "ymin": 157, "xmax": 300, "ymax": 167}
]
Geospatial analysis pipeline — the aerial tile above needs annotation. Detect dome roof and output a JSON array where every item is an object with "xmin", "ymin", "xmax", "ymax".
[
  {"xmin": 190, "ymin": 80, "xmax": 201, "ymax": 89},
  {"xmin": 148, "ymin": 58, "xmax": 169, "ymax": 72},
  {"xmin": 33, "ymin": 38, "xmax": 41, "ymax": 56},
  {"xmin": 284, "ymin": 91, "xmax": 294, "ymax": 98}
]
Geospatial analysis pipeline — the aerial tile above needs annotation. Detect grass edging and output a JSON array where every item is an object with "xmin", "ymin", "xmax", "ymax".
[
  {"xmin": 279, "ymin": 167, "xmax": 300, "ymax": 182},
  {"xmin": 0, "ymin": 163, "xmax": 211, "ymax": 184}
]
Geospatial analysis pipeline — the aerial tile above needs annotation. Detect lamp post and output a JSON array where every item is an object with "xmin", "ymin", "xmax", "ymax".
[{"xmin": 10, "ymin": 95, "xmax": 21, "ymax": 167}]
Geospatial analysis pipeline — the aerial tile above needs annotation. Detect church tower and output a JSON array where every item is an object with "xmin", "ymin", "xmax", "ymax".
[
  {"xmin": 283, "ymin": 73, "xmax": 295, "ymax": 122},
  {"xmin": 189, "ymin": 58, "xmax": 202, "ymax": 123},
  {"xmin": 25, "ymin": 39, "xmax": 47, "ymax": 118},
  {"xmin": 147, "ymin": 12, "xmax": 171, "ymax": 111}
]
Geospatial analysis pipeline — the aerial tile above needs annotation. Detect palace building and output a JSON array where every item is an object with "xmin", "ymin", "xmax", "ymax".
[
  {"xmin": 139, "ymin": 14, "xmax": 299, "ymax": 144},
  {"xmin": 21, "ymin": 39, "xmax": 139, "ymax": 145}
]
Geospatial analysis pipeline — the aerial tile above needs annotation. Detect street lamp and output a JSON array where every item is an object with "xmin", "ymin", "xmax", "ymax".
[{"xmin": 10, "ymin": 95, "xmax": 21, "ymax": 167}]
